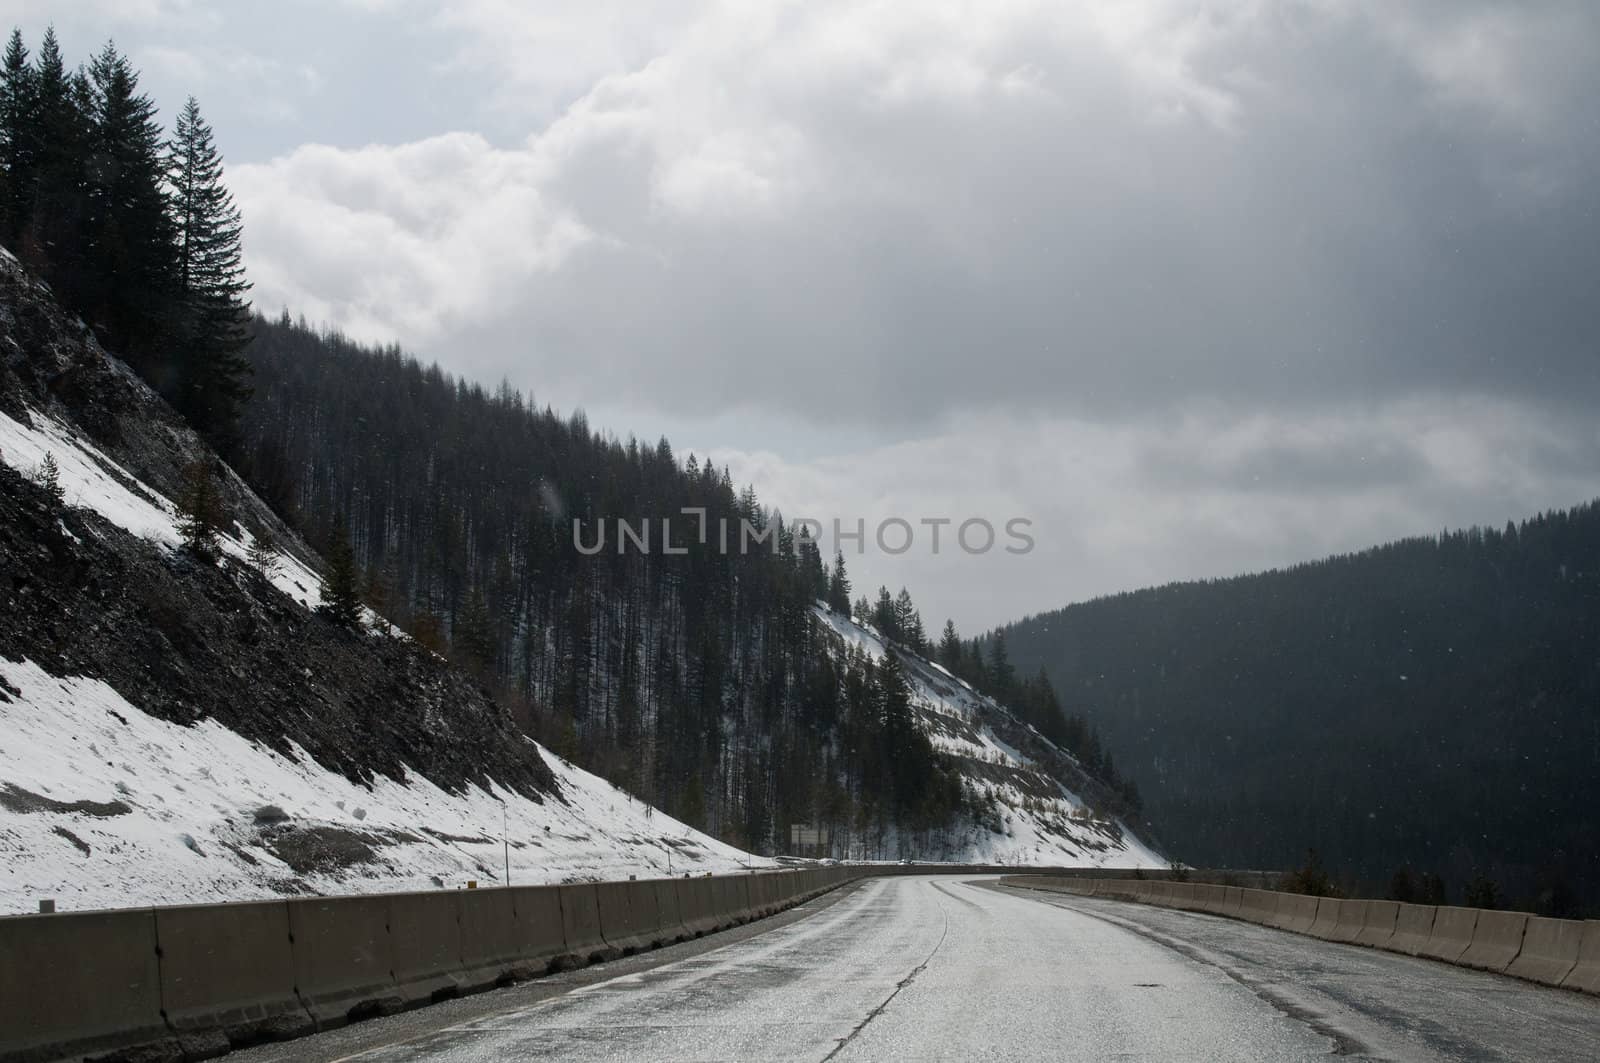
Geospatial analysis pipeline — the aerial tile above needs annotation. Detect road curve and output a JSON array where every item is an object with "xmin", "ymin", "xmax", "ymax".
[{"xmin": 271, "ymin": 876, "xmax": 1598, "ymax": 1062}]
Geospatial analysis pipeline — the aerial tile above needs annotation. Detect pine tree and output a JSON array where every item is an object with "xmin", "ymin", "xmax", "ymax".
[
  {"xmin": 827, "ymin": 549, "xmax": 851, "ymax": 613},
  {"xmin": 317, "ymin": 516, "xmax": 363, "ymax": 628},
  {"xmin": 176, "ymin": 459, "xmax": 225, "ymax": 562},
  {"xmin": 938, "ymin": 619, "xmax": 962, "ymax": 671},
  {"xmin": 247, "ymin": 526, "xmax": 279, "ymax": 578},
  {"xmin": 26, "ymin": 29, "xmax": 89, "ymax": 287},
  {"xmin": 987, "ymin": 629, "xmax": 1016, "ymax": 699},
  {"xmin": 0, "ymin": 29, "xmax": 36, "ymax": 240},
  {"xmin": 32, "ymin": 452, "xmax": 63, "ymax": 503},
  {"xmin": 84, "ymin": 41, "xmax": 176, "ymax": 368},
  {"xmin": 166, "ymin": 95, "xmax": 251, "ymax": 447}
]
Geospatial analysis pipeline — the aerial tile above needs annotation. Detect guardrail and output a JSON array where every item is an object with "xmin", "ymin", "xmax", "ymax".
[{"xmin": 997, "ymin": 876, "xmax": 1600, "ymax": 997}]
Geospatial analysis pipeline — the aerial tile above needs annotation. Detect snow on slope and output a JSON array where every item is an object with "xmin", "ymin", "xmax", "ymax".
[
  {"xmin": 0, "ymin": 403, "xmax": 770, "ymax": 914},
  {"xmin": 0, "ymin": 656, "xmax": 767, "ymax": 915},
  {"xmin": 0, "ymin": 404, "xmax": 328, "ymax": 613},
  {"xmin": 814, "ymin": 606, "xmax": 1163, "ymax": 869}
]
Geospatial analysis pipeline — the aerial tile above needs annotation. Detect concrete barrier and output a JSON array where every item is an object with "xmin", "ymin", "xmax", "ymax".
[
  {"xmin": 1419, "ymin": 906, "xmax": 1478, "ymax": 964},
  {"xmin": 1220, "ymin": 885, "xmax": 1244, "ymax": 918},
  {"xmin": 1458, "ymin": 910, "xmax": 1528, "ymax": 973},
  {"xmin": 1194, "ymin": 884, "xmax": 1229, "ymax": 915},
  {"xmin": 155, "ymin": 898, "xmax": 311, "ymax": 1055},
  {"xmin": 678, "ymin": 876, "xmax": 720, "ymax": 937},
  {"xmin": 654, "ymin": 878, "xmax": 688, "ymax": 944},
  {"xmin": 1238, "ymin": 888, "xmax": 1278, "ymax": 926},
  {"xmin": 1309, "ymin": 898, "xmax": 1341, "ymax": 940},
  {"xmin": 389, "ymin": 890, "xmax": 468, "ymax": 1006},
  {"xmin": 287, "ymin": 895, "xmax": 401, "ymax": 1030},
  {"xmin": 1560, "ymin": 921, "xmax": 1600, "ymax": 995},
  {"xmin": 596, "ymin": 880, "xmax": 660, "ymax": 955},
  {"xmin": 1330, "ymin": 899, "xmax": 1368, "ymax": 944},
  {"xmin": 1506, "ymin": 916, "xmax": 1584, "ymax": 987},
  {"xmin": 0, "ymin": 907, "xmax": 172, "ymax": 1063},
  {"xmin": 714, "ymin": 874, "xmax": 752, "ymax": 927},
  {"xmin": 750, "ymin": 873, "xmax": 782, "ymax": 917},
  {"xmin": 1390, "ymin": 903, "xmax": 1438, "ymax": 956},
  {"xmin": 1278, "ymin": 894, "xmax": 1321, "ymax": 934},
  {"xmin": 466, "ymin": 886, "xmax": 561, "ymax": 987},
  {"xmin": 1356, "ymin": 901, "xmax": 1399, "ymax": 948},
  {"xmin": 558, "ymin": 883, "xmax": 617, "ymax": 964}
]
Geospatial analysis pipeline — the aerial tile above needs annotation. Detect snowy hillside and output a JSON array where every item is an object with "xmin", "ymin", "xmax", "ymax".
[
  {"xmin": 0, "ymin": 258, "xmax": 770, "ymax": 914},
  {"xmin": 0, "ymin": 657, "xmax": 764, "ymax": 916},
  {"xmin": 814, "ymin": 607, "xmax": 1163, "ymax": 869}
]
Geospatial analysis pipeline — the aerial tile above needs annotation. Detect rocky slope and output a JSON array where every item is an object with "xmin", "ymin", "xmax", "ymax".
[{"xmin": 0, "ymin": 248, "xmax": 762, "ymax": 912}]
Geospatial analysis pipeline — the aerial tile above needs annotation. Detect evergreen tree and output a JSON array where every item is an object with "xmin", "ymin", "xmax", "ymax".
[
  {"xmin": 26, "ymin": 29, "xmax": 89, "ymax": 287},
  {"xmin": 31, "ymin": 452, "xmax": 63, "ymax": 503},
  {"xmin": 84, "ymin": 41, "xmax": 175, "ymax": 369},
  {"xmin": 317, "ymin": 516, "xmax": 363, "ymax": 628},
  {"xmin": 827, "ymin": 549, "xmax": 851, "ymax": 613},
  {"xmin": 937, "ymin": 619, "xmax": 962, "ymax": 671},
  {"xmin": 247, "ymin": 527, "xmax": 279, "ymax": 578},
  {"xmin": 176, "ymin": 459, "xmax": 225, "ymax": 562},
  {"xmin": 0, "ymin": 29, "xmax": 35, "ymax": 238},
  {"xmin": 987, "ymin": 629, "xmax": 1016, "ymax": 699},
  {"xmin": 166, "ymin": 95, "xmax": 251, "ymax": 447},
  {"xmin": 872, "ymin": 585, "xmax": 897, "ymax": 639}
]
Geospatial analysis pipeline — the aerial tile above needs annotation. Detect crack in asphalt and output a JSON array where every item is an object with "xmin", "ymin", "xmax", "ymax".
[{"xmin": 821, "ymin": 885, "xmax": 952, "ymax": 1061}]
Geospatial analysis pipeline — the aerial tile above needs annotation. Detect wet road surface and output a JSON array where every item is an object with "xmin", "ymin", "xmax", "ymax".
[{"xmin": 256, "ymin": 876, "xmax": 1599, "ymax": 1062}]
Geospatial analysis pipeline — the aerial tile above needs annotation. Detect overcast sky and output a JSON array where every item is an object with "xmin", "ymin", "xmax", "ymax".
[{"xmin": 11, "ymin": 1, "xmax": 1599, "ymax": 631}]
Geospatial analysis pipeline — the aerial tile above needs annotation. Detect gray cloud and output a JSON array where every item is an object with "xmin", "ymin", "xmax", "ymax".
[
  {"xmin": 11, "ymin": 1, "xmax": 1597, "ymax": 623},
  {"xmin": 220, "ymin": 1, "xmax": 1600, "ymax": 432}
]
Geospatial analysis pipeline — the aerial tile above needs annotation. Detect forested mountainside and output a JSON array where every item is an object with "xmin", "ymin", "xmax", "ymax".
[
  {"xmin": 0, "ymin": 26, "xmax": 1148, "ymax": 868},
  {"xmin": 999, "ymin": 506, "xmax": 1600, "ymax": 914},
  {"xmin": 236, "ymin": 315, "xmax": 1149, "ymax": 856},
  {"xmin": 0, "ymin": 246, "xmax": 759, "ymax": 912}
]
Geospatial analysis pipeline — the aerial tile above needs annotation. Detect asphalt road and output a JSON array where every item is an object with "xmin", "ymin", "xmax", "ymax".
[{"xmin": 251, "ymin": 876, "xmax": 1600, "ymax": 1062}]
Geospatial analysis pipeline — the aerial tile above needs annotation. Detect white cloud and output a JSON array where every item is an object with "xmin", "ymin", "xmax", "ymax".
[{"xmin": 706, "ymin": 395, "xmax": 1600, "ymax": 630}]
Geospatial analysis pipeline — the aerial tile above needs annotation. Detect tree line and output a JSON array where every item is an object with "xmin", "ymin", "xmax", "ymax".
[
  {"xmin": 0, "ymin": 27, "xmax": 250, "ymax": 447},
  {"xmin": 1000, "ymin": 503, "xmax": 1600, "ymax": 916},
  {"xmin": 849, "ymin": 579, "xmax": 1141, "ymax": 811}
]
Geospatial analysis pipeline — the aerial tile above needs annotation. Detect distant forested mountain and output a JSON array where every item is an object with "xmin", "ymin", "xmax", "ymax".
[
  {"xmin": 235, "ymin": 314, "xmax": 1144, "ymax": 856},
  {"xmin": 999, "ymin": 504, "xmax": 1600, "ymax": 913}
]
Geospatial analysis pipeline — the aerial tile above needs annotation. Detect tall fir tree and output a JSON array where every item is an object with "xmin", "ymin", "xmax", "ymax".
[
  {"xmin": 0, "ymin": 28, "xmax": 34, "ymax": 239},
  {"xmin": 167, "ymin": 95, "xmax": 251, "ymax": 447},
  {"xmin": 827, "ymin": 549, "xmax": 851, "ymax": 613},
  {"xmin": 85, "ymin": 41, "xmax": 175, "ymax": 372}
]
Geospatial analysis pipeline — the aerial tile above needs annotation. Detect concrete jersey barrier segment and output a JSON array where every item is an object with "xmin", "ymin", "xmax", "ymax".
[
  {"xmin": 1419, "ymin": 906, "xmax": 1478, "ymax": 964},
  {"xmin": 557, "ymin": 883, "xmax": 617, "ymax": 965},
  {"xmin": 653, "ymin": 879, "xmax": 688, "ymax": 945},
  {"xmin": 287, "ymin": 894, "xmax": 402, "ymax": 1030},
  {"xmin": 0, "ymin": 906, "xmax": 171, "ymax": 1063},
  {"xmin": 1506, "ymin": 916, "xmax": 1584, "ymax": 987},
  {"xmin": 1279, "ymin": 894, "xmax": 1320, "ymax": 934},
  {"xmin": 1458, "ymin": 910, "xmax": 1528, "ymax": 973},
  {"xmin": 464, "ymin": 885, "xmax": 559, "ymax": 987},
  {"xmin": 1389, "ymin": 903, "xmax": 1438, "ymax": 956},
  {"xmin": 1330, "ymin": 899, "xmax": 1368, "ymax": 944},
  {"xmin": 154, "ymin": 898, "xmax": 311, "ymax": 1056},
  {"xmin": 677, "ymin": 876, "xmax": 720, "ymax": 938},
  {"xmin": 1355, "ymin": 901, "xmax": 1399, "ymax": 948},
  {"xmin": 1560, "ymin": 921, "xmax": 1600, "ymax": 995},
  {"xmin": 388, "ymin": 890, "xmax": 468, "ymax": 1006},
  {"xmin": 1309, "ymin": 898, "xmax": 1341, "ymax": 940},
  {"xmin": 595, "ymin": 880, "xmax": 660, "ymax": 956},
  {"xmin": 1238, "ymin": 888, "xmax": 1279, "ymax": 926}
]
